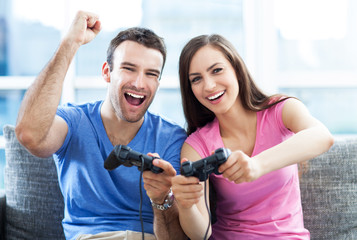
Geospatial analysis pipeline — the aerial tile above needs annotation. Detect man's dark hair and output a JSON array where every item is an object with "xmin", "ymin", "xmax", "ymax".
[{"xmin": 106, "ymin": 27, "xmax": 167, "ymax": 73}]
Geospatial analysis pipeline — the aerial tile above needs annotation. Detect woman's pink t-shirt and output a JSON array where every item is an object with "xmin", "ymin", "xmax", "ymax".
[{"xmin": 185, "ymin": 101, "xmax": 310, "ymax": 239}]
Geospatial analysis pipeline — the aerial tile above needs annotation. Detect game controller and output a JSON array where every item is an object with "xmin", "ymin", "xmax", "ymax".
[
  {"xmin": 104, "ymin": 145, "xmax": 163, "ymax": 173},
  {"xmin": 181, "ymin": 148, "xmax": 231, "ymax": 181}
]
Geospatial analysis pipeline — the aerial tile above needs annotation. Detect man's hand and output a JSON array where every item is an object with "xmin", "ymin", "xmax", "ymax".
[
  {"xmin": 64, "ymin": 11, "xmax": 102, "ymax": 48},
  {"xmin": 144, "ymin": 154, "xmax": 188, "ymax": 240},
  {"xmin": 142, "ymin": 153, "xmax": 176, "ymax": 204}
]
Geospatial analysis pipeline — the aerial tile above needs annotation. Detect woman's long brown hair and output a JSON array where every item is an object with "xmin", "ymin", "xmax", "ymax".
[
  {"xmin": 178, "ymin": 34, "xmax": 307, "ymax": 174},
  {"xmin": 179, "ymin": 34, "xmax": 288, "ymax": 135}
]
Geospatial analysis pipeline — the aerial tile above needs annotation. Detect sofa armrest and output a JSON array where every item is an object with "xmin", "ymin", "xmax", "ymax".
[
  {"xmin": 300, "ymin": 136, "xmax": 357, "ymax": 239},
  {"xmin": 3, "ymin": 125, "xmax": 65, "ymax": 239},
  {"xmin": 0, "ymin": 189, "xmax": 5, "ymax": 240}
]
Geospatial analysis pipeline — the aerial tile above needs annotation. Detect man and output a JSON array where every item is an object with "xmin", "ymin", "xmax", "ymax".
[{"xmin": 15, "ymin": 11, "xmax": 187, "ymax": 240}]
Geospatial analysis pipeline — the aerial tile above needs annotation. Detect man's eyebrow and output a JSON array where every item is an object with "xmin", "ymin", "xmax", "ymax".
[
  {"xmin": 189, "ymin": 63, "xmax": 221, "ymax": 77},
  {"xmin": 121, "ymin": 61, "xmax": 161, "ymax": 75},
  {"xmin": 121, "ymin": 62, "xmax": 136, "ymax": 67},
  {"xmin": 147, "ymin": 68, "xmax": 161, "ymax": 76}
]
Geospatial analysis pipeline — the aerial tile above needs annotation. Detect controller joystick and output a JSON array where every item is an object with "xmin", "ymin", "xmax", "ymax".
[
  {"xmin": 104, "ymin": 145, "xmax": 163, "ymax": 173},
  {"xmin": 181, "ymin": 148, "xmax": 231, "ymax": 181}
]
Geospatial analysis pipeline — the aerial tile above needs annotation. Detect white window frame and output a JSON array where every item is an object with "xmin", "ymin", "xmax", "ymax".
[{"xmin": 1, "ymin": 0, "xmax": 357, "ymax": 149}]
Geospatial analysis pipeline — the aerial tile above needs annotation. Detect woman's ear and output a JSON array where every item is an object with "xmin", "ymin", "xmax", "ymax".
[{"xmin": 102, "ymin": 62, "xmax": 110, "ymax": 83}]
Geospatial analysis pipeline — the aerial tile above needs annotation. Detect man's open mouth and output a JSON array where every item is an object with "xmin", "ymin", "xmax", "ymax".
[{"xmin": 125, "ymin": 92, "xmax": 146, "ymax": 106}]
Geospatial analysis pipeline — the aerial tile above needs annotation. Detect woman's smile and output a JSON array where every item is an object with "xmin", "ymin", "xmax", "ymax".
[{"xmin": 207, "ymin": 90, "xmax": 225, "ymax": 101}]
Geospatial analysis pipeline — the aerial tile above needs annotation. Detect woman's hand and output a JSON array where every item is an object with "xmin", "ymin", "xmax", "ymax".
[
  {"xmin": 171, "ymin": 159, "xmax": 204, "ymax": 209},
  {"xmin": 218, "ymin": 150, "xmax": 262, "ymax": 184}
]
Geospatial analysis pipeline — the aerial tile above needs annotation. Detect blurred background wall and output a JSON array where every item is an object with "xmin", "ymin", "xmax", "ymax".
[{"xmin": 0, "ymin": 0, "xmax": 356, "ymax": 188}]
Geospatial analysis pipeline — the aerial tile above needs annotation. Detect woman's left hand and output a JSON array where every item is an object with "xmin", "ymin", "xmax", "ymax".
[{"xmin": 218, "ymin": 150, "xmax": 262, "ymax": 184}]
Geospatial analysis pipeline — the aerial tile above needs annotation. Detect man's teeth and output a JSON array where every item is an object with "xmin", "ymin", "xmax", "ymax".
[
  {"xmin": 127, "ymin": 92, "xmax": 144, "ymax": 99},
  {"xmin": 208, "ymin": 91, "xmax": 224, "ymax": 100}
]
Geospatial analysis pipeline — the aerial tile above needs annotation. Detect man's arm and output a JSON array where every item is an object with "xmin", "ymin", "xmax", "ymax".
[
  {"xmin": 15, "ymin": 11, "xmax": 101, "ymax": 158},
  {"xmin": 152, "ymin": 201, "xmax": 187, "ymax": 240},
  {"xmin": 143, "ymin": 158, "xmax": 187, "ymax": 240}
]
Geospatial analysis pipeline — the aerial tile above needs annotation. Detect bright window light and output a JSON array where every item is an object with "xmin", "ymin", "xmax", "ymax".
[
  {"xmin": 12, "ymin": 0, "xmax": 142, "ymax": 31},
  {"xmin": 274, "ymin": 0, "xmax": 348, "ymax": 40}
]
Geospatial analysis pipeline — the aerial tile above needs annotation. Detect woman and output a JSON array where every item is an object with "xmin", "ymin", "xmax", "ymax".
[{"xmin": 171, "ymin": 34, "xmax": 334, "ymax": 240}]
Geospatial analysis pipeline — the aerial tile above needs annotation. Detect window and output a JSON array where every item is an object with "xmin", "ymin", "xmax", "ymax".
[
  {"xmin": 0, "ymin": 0, "xmax": 245, "ymax": 189},
  {"xmin": 274, "ymin": 0, "xmax": 357, "ymax": 134},
  {"xmin": 1, "ymin": 0, "xmax": 356, "ymax": 189}
]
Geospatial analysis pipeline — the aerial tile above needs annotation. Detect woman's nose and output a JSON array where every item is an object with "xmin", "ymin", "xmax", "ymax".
[{"xmin": 204, "ymin": 77, "xmax": 216, "ymax": 91}]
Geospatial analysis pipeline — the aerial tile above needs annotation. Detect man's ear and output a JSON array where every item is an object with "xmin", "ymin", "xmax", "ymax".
[{"xmin": 102, "ymin": 62, "xmax": 110, "ymax": 83}]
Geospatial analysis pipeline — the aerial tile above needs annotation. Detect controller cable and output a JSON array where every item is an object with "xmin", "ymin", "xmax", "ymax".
[
  {"xmin": 139, "ymin": 155, "xmax": 145, "ymax": 240},
  {"xmin": 203, "ymin": 160, "xmax": 211, "ymax": 240}
]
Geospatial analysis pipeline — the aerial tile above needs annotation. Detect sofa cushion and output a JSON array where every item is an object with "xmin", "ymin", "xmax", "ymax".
[
  {"xmin": 0, "ymin": 189, "xmax": 5, "ymax": 240},
  {"xmin": 300, "ymin": 136, "xmax": 357, "ymax": 239},
  {"xmin": 3, "ymin": 125, "xmax": 65, "ymax": 240}
]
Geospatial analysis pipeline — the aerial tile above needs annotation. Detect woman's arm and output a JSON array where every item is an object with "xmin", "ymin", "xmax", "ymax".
[
  {"xmin": 219, "ymin": 98, "xmax": 334, "ymax": 183},
  {"xmin": 257, "ymin": 98, "xmax": 334, "ymax": 175},
  {"xmin": 171, "ymin": 143, "xmax": 212, "ymax": 240}
]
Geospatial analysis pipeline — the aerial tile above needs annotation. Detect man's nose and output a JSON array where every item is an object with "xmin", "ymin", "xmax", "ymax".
[{"xmin": 132, "ymin": 72, "xmax": 145, "ymax": 88}]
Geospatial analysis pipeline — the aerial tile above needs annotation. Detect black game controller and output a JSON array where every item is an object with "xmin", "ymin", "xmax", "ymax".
[
  {"xmin": 104, "ymin": 145, "xmax": 163, "ymax": 173},
  {"xmin": 181, "ymin": 148, "xmax": 231, "ymax": 181}
]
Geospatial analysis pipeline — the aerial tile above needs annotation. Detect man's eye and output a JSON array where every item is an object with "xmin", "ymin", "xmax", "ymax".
[
  {"xmin": 123, "ymin": 67, "xmax": 134, "ymax": 71},
  {"xmin": 147, "ymin": 72, "xmax": 159, "ymax": 78}
]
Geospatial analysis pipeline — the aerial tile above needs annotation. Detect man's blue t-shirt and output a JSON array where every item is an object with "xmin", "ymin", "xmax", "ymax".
[{"xmin": 54, "ymin": 101, "xmax": 187, "ymax": 240}]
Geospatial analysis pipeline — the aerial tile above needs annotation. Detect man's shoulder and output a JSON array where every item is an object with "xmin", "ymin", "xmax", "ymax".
[
  {"xmin": 146, "ymin": 111, "xmax": 185, "ymax": 132},
  {"xmin": 57, "ymin": 101, "xmax": 102, "ymax": 117},
  {"xmin": 144, "ymin": 111, "xmax": 187, "ymax": 146},
  {"xmin": 59, "ymin": 100, "xmax": 102, "ymax": 111}
]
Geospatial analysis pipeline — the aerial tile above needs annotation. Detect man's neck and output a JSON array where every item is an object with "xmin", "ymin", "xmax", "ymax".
[{"xmin": 101, "ymin": 100, "xmax": 144, "ymax": 146}]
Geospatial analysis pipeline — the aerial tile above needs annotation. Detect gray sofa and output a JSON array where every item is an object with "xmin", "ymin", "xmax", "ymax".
[
  {"xmin": 0, "ymin": 124, "xmax": 357, "ymax": 239},
  {"xmin": 1, "ymin": 125, "xmax": 64, "ymax": 240}
]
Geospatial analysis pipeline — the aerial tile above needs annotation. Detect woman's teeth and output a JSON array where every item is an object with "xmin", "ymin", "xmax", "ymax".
[{"xmin": 208, "ymin": 91, "xmax": 224, "ymax": 100}]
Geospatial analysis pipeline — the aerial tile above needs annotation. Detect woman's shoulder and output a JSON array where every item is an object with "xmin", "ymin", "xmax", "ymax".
[
  {"xmin": 262, "ymin": 96, "xmax": 294, "ymax": 116},
  {"xmin": 186, "ymin": 118, "xmax": 222, "ymax": 157},
  {"xmin": 189, "ymin": 118, "xmax": 219, "ymax": 138}
]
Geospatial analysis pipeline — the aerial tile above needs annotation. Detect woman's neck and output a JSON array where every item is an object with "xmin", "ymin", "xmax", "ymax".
[{"xmin": 217, "ymin": 101, "xmax": 257, "ymax": 155}]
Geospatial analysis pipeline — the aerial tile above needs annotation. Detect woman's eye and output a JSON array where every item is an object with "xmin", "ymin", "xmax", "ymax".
[
  {"xmin": 213, "ymin": 68, "xmax": 223, "ymax": 73},
  {"xmin": 190, "ymin": 76, "xmax": 201, "ymax": 83}
]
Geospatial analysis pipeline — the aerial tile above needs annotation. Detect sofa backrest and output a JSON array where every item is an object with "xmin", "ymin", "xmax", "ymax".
[
  {"xmin": 3, "ymin": 125, "xmax": 65, "ymax": 240},
  {"xmin": 300, "ymin": 136, "xmax": 357, "ymax": 239},
  {"xmin": 3, "ymin": 124, "xmax": 357, "ymax": 239}
]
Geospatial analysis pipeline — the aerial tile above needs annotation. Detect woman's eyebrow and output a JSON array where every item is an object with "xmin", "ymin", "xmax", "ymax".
[
  {"xmin": 206, "ymin": 63, "xmax": 221, "ymax": 72},
  {"xmin": 189, "ymin": 62, "xmax": 221, "ymax": 77}
]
